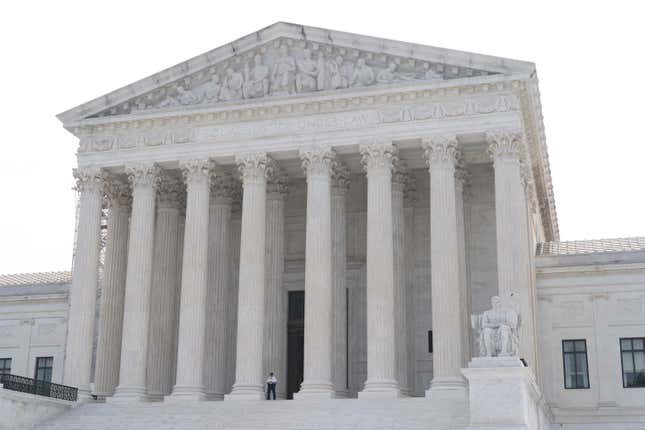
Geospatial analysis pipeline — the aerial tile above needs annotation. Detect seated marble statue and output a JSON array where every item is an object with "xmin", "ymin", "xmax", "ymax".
[{"xmin": 472, "ymin": 295, "xmax": 520, "ymax": 357}]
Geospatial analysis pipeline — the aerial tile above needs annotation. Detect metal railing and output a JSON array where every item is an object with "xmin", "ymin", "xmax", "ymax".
[{"xmin": 0, "ymin": 374, "xmax": 78, "ymax": 401}]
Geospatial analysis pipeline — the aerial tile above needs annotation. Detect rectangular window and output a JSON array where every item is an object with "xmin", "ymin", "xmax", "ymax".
[
  {"xmin": 620, "ymin": 337, "xmax": 645, "ymax": 388},
  {"xmin": 428, "ymin": 330, "xmax": 433, "ymax": 353},
  {"xmin": 34, "ymin": 356, "xmax": 53, "ymax": 383},
  {"xmin": 0, "ymin": 358, "xmax": 11, "ymax": 376},
  {"xmin": 562, "ymin": 339, "xmax": 589, "ymax": 389}
]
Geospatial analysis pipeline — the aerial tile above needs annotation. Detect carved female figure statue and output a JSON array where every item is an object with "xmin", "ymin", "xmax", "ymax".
[
  {"xmin": 271, "ymin": 45, "xmax": 296, "ymax": 95},
  {"xmin": 326, "ymin": 55, "xmax": 349, "ymax": 90},
  {"xmin": 242, "ymin": 54, "xmax": 270, "ymax": 99},
  {"xmin": 350, "ymin": 58, "xmax": 375, "ymax": 87},
  {"xmin": 219, "ymin": 67, "xmax": 244, "ymax": 101},
  {"xmin": 295, "ymin": 49, "xmax": 319, "ymax": 93},
  {"xmin": 202, "ymin": 74, "xmax": 222, "ymax": 103}
]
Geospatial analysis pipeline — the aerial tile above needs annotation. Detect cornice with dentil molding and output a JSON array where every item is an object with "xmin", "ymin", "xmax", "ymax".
[
  {"xmin": 359, "ymin": 141, "xmax": 398, "ymax": 172},
  {"xmin": 235, "ymin": 153, "xmax": 274, "ymax": 184},
  {"xmin": 73, "ymin": 168, "xmax": 103, "ymax": 194}
]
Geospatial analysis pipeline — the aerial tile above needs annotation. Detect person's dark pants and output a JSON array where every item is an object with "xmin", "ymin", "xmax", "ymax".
[{"xmin": 266, "ymin": 383, "xmax": 276, "ymax": 400}]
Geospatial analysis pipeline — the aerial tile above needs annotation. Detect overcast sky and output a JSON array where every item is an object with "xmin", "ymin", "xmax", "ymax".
[{"xmin": 0, "ymin": 1, "xmax": 643, "ymax": 274}]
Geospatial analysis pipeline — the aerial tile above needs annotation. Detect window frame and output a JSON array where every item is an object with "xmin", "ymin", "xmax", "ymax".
[
  {"xmin": 34, "ymin": 356, "xmax": 54, "ymax": 383},
  {"xmin": 0, "ymin": 357, "xmax": 11, "ymax": 376},
  {"xmin": 561, "ymin": 339, "xmax": 590, "ymax": 390},
  {"xmin": 620, "ymin": 337, "xmax": 645, "ymax": 389}
]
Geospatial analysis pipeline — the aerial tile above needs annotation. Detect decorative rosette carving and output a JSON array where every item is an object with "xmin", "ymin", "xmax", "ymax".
[
  {"xmin": 486, "ymin": 130, "xmax": 524, "ymax": 162},
  {"xmin": 235, "ymin": 152, "xmax": 273, "ymax": 184},
  {"xmin": 210, "ymin": 172, "xmax": 238, "ymax": 203},
  {"xmin": 331, "ymin": 162, "xmax": 351, "ymax": 195},
  {"xmin": 103, "ymin": 175, "xmax": 132, "ymax": 208},
  {"xmin": 125, "ymin": 164, "xmax": 161, "ymax": 190},
  {"xmin": 73, "ymin": 168, "xmax": 104, "ymax": 193},
  {"xmin": 180, "ymin": 159, "xmax": 215, "ymax": 187},
  {"xmin": 422, "ymin": 135, "xmax": 460, "ymax": 168},
  {"xmin": 157, "ymin": 172, "xmax": 185, "ymax": 209},
  {"xmin": 299, "ymin": 145, "xmax": 337, "ymax": 178},
  {"xmin": 359, "ymin": 141, "xmax": 397, "ymax": 173}
]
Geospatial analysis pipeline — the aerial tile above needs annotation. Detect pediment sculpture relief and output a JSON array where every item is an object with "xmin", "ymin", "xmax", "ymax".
[
  {"xmin": 92, "ymin": 39, "xmax": 496, "ymax": 118},
  {"xmin": 471, "ymin": 293, "xmax": 521, "ymax": 357}
]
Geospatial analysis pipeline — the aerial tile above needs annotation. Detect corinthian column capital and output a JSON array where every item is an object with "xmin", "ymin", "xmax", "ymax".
[
  {"xmin": 486, "ymin": 130, "xmax": 525, "ymax": 162},
  {"xmin": 422, "ymin": 135, "xmax": 461, "ymax": 168},
  {"xmin": 210, "ymin": 172, "xmax": 239, "ymax": 203},
  {"xmin": 157, "ymin": 173, "xmax": 185, "ymax": 209},
  {"xmin": 235, "ymin": 153, "xmax": 273, "ymax": 184},
  {"xmin": 392, "ymin": 158, "xmax": 409, "ymax": 193},
  {"xmin": 125, "ymin": 163, "xmax": 161, "ymax": 190},
  {"xmin": 299, "ymin": 145, "xmax": 336, "ymax": 178},
  {"xmin": 104, "ymin": 175, "xmax": 132, "ymax": 208},
  {"xmin": 267, "ymin": 169, "xmax": 289, "ymax": 197},
  {"xmin": 180, "ymin": 159, "xmax": 215, "ymax": 187},
  {"xmin": 359, "ymin": 141, "xmax": 397, "ymax": 173},
  {"xmin": 73, "ymin": 167, "xmax": 104, "ymax": 193},
  {"xmin": 332, "ymin": 162, "xmax": 351, "ymax": 196}
]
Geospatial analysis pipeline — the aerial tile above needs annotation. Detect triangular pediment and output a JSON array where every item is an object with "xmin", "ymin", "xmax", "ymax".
[{"xmin": 58, "ymin": 22, "xmax": 535, "ymax": 124}]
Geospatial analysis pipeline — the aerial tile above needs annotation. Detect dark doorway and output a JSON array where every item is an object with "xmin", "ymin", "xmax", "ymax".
[{"xmin": 286, "ymin": 291, "xmax": 304, "ymax": 399}]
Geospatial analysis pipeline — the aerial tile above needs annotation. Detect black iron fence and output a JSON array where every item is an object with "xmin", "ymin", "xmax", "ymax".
[{"xmin": 0, "ymin": 373, "xmax": 78, "ymax": 401}]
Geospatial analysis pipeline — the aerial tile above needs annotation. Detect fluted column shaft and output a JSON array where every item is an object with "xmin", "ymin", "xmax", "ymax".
[
  {"xmin": 332, "ymin": 167, "xmax": 350, "ymax": 398},
  {"xmin": 146, "ymin": 175, "xmax": 183, "ymax": 400},
  {"xmin": 392, "ymin": 165, "xmax": 410, "ymax": 396},
  {"xmin": 403, "ymin": 179, "xmax": 417, "ymax": 395},
  {"xmin": 204, "ymin": 176, "xmax": 235, "ymax": 400},
  {"xmin": 64, "ymin": 168, "xmax": 103, "ymax": 399},
  {"xmin": 170, "ymin": 160, "xmax": 213, "ymax": 401},
  {"xmin": 455, "ymin": 169, "xmax": 470, "ymax": 367},
  {"xmin": 296, "ymin": 147, "xmax": 335, "ymax": 398},
  {"xmin": 226, "ymin": 153, "xmax": 270, "ymax": 400},
  {"xmin": 359, "ymin": 142, "xmax": 400, "ymax": 398},
  {"xmin": 487, "ymin": 131, "xmax": 537, "ymax": 368},
  {"xmin": 94, "ymin": 177, "xmax": 131, "ymax": 398},
  {"xmin": 263, "ymin": 175, "xmax": 288, "ymax": 399},
  {"xmin": 112, "ymin": 164, "xmax": 159, "ymax": 402},
  {"xmin": 424, "ymin": 137, "xmax": 466, "ymax": 396}
]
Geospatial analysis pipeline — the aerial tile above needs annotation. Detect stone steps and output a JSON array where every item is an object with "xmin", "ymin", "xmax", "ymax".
[{"xmin": 36, "ymin": 397, "xmax": 469, "ymax": 430}]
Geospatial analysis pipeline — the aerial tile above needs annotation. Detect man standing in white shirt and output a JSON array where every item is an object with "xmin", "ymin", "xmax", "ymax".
[{"xmin": 266, "ymin": 372, "xmax": 277, "ymax": 400}]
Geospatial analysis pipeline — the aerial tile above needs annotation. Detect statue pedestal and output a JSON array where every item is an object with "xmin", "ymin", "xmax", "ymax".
[{"xmin": 461, "ymin": 358, "xmax": 551, "ymax": 430}]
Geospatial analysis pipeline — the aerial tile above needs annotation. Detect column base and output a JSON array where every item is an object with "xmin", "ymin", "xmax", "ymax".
[
  {"xmin": 294, "ymin": 380, "xmax": 335, "ymax": 399},
  {"xmin": 205, "ymin": 392, "xmax": 225, "ymax": 401},
  {"xmin": 224, "ymin": 384, "xmax": 264, "ymax": 401},
  {"xmin": 166, "ymin": 385, "xmax": 207, "ymax": 402},
  {"xmin": 75, "ymin": 387, "xmax": 96, "ymax": 403},
  {"xmin": 146, "ymin": 391, "xmax": 166, "ymax": 402},
  {"xmin": 425, "ymin": 377, "xmax": 467, "ymax": 401},
  {"xmin": 108, "ymin": 385, "xmax": 150, "ymax": 403},
  {"xmin": 334, "ymin": 389, "xmax": 349, "ymax": 399},
  {"xmin": 359, "ymin": 378, "xmax": 401, "ymax": 399}
]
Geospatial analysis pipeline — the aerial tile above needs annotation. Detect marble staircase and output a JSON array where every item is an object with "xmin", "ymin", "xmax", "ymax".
[{"xmin": 36, "ymin": 397, "xmax": 469, "ymax": 430}]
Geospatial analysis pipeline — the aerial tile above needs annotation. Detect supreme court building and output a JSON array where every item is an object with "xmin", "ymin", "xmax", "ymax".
[{"xmin": 38, "ymin": 23, "xmax": 645, "ymax": 429}]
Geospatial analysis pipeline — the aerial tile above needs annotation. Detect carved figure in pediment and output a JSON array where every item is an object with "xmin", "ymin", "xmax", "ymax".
[
  {"xmin": 377, "ymin": 62, "xmax": 415, "ymax": 84},
  {"xmin": 220, "ymin": 68, "xmax": 244, "ymax": 101},
  {"xmin": 350, "ymin": 58, "xmax": 374, "ymax": 87},
  {"xmin": 327, "ymin": 55, "xmax": 349, "ymax": 90},
  {"xmin": 176, "ymin": 85, "xmax": 199, "ymax": 105},
  {"xmin": 295, "ymin": 49, "xmax": 319, "ymax": 93},
  {"xmin": 202, "ymin": 74, "xmax": 222, "ymax": 103},
  {"xmin": 271, "ymin": 45, "xmax": 296, "ymax": 95},
  {"xmin": 421, "ymin": 63, "xmax": 444, "ymax": 81},
  {"xmin": 243, "ymin": 54, "xmax": 270, "ymax": 99}
]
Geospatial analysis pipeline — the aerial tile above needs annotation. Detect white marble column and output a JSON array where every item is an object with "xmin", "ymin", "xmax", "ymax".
[
  {"xmin": 169, "ymin": 160, "xmax": 213, "ymax": 402},
  {"xmin": 487, "ymin": 130, "xmax": 537, "ymax": 368},
  {"xmin": 226, "ymin": 207, "xmax": 242, "ymax": 393},
  {"xmin": 332, "ymin": 164, "xmax": 350, "ymax": 398},
  {"xmin": 359, "ymin": 142, "xmax": 400, "ymax": 398},
  {"xmin": 263, "ymin": 172, "xmax": 288, "ymax": 399},
  {"xmin": 111, "ymin": 164, "xmax": 160, "ymax": 402},
  {"xmin": 94, "ymin": 176, "xmax": 131, "ymax": 398},
  {"xmin": 455, "ymin": 165, "xmax": 471, "ymax": 367},
  {"xmin": 226, "ymin": 153, "xmax": 271, "ymax": 400},
  {"xmin": 64, "ymin": 168, "xmax": 104, "ymax": 399},
  {"xmin": 392, "ymin": 161, "xmax": 410, "ymax": 396},
  {"xmin": 296, "ymin": 146, "xmax": 336, "ymax": 399},
  {"xmin": 403, "ymin": 176, "xmax": 417, "ymax": 395},
  {"xmin": 423, "ymin": 136, "xmax": 467, "ymax": 397},
  {"xmin": 204, "ymin": 174, "xmax": 235, "ymax": 400},
  {"xmin": 146, "ymin": 173, "xmax": 184, "ymax": 400}
]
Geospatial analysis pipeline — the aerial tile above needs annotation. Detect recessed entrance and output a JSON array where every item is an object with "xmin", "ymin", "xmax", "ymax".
[{"xmin": 286, "ymin": 291, "xmax": 304, "ymax": 399}]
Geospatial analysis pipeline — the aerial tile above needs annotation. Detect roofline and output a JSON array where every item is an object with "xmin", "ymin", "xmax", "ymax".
[{"xmin": 57, "ymin": 21, "xmax": 536, "ymax": 125}]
